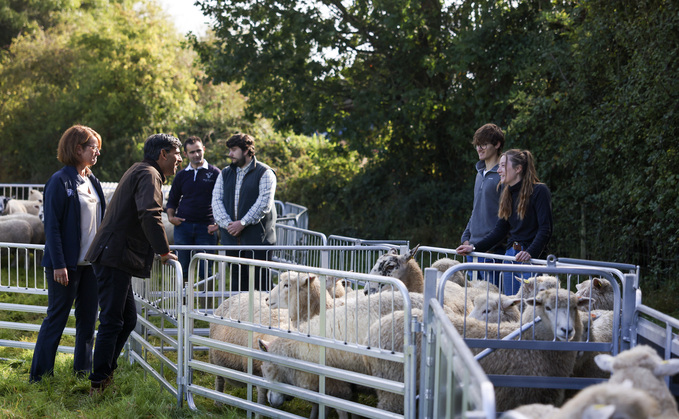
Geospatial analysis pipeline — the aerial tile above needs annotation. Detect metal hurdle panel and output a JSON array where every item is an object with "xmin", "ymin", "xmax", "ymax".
[
  {"xmin": 0, "ymin": 183, "xmax": 44, "ymax": 200},
  {"xmin": 129, "ymin": 258, "xmax": 185, "ymax": 407},
  {"xmin": 421, "ymin": 268, "xmax": 496, "ymax": 419},
  {"xmin": 183, "ymin": 253, "xmax": 418, "ymax": 418},
  {"xmin": 421, "ymin": 257, "xmax": 625, "ymax": 414}
]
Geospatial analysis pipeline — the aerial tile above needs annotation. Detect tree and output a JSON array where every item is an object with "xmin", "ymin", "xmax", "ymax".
[{"xmin": 0, "ymin": 0, "xmax": 198, "ymax": 181}]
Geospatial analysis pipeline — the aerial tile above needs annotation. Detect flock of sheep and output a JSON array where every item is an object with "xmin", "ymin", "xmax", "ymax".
[
  {"xmin": 0, "ymin": 190, "xmax": 45, "ymax": 245},
  {"xmin": 206, "ymin": 246, "xmax": 679, "ymax": 418}
]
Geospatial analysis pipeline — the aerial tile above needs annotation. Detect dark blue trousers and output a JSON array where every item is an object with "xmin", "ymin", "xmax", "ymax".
[
  {"xmin": 88, "ymin": 264, "xmax": 137, "ymax": 383},
  {"xmin": 30, "ymin": 265, "xmax": 98, "ymax": 382},
  {"xmin": 174, "ymin": 221, "xmax": 218, "ymax": 280}
]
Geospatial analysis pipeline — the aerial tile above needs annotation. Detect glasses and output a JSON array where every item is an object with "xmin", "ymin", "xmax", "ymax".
[
  {"xmin": 84, "ymin": 144, "xmax": 100, "ymax": 153},
  {"xmin": 475, "ymin": 143, "xmax": 489, "ymax": 150}
]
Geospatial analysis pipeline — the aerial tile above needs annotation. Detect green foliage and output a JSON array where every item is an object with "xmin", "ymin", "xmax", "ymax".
[{"xmin": 0, "ymin": 0, "xmax": 198, "ymax": 182}]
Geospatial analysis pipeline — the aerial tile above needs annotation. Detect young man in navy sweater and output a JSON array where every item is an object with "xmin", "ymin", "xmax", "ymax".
[{"xmin": 166, "ymin": 136, "xmax": 221, "ymax": 280}]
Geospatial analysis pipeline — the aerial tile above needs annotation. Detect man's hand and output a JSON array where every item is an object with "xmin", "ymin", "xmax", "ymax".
[
  {"xmin": 53, "ymin": 267, "xmax": 69, "ymax": 286},
  {"xmin": 168, "ymin": 215, "xmax": 185, "ymax": 226},
  {"xmin": 207, "ymin": 224, "xmax": 219, "ymax": 235},
  {"xmin": 515, "ymin": 250, "xmax": 532, "ymax": 263},
  {"xmin": 161, "ymin": 252, "xmax": 178, "ymax": 264},
  {"xmin": 226, "ymin": 221, "xmax": 245, "ymax": 237}
]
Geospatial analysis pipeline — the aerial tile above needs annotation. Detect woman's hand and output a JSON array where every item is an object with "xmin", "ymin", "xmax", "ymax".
[{"xmin": 54, "ymin": 267, "xmax": 69, "ymax": 286}]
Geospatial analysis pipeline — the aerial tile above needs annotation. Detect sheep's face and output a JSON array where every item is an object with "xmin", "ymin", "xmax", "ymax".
[
  {"xmin": 517, "ymin": 275, "xmax": 559, "ymax": 299},
  {"xmin": 575, "ymin": 277, "xmax": 612, "ymax": 309},
  {"xmin": 259, "ymin": 339, "xmax": 289, "ymax": 408},
  {"xmin": 267, "ymin": 271, "xmax": 316, "ymax": 310},
  {"xmin": 469, "ymin": 294, "xmax": 521, "ymax": 323},
  {"xmin": 526, "ymin": 289, "xmax": 589, "ymax": 341},
  {"xmin": 366, "ymin": 245, "xmax": 419, "ymax": 294}
]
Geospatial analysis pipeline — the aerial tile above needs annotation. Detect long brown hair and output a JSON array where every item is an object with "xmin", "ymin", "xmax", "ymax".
[{"xmin": 498, "ymin": 149, "xmax": 540, "ymax": 220}]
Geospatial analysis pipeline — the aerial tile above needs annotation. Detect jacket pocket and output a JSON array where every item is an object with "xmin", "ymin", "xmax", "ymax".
[{"xmin": 121, "ymin": 236, "xmax": 149, "ymax": 271}]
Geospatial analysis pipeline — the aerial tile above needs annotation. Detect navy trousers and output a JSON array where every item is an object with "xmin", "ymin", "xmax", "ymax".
[
  {"xmin": 174, "ymin": 221, "xmax": 218, "ymax": 280},
  {"xmin": 89, "ymin": 264, "xmax": 137, "ymax": 383},
  {"xmin": 30, "ymin": 265, "xmax": 98, "ymax": 382},
  {"xmin": 225, "ymin": 248, "xmax": 271, "ymax": 292}
]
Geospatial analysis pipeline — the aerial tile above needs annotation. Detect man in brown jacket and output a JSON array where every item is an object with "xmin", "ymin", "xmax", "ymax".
[{"xmin": 86, "ymin": 133, "xmax": 181, "ymax": 394}]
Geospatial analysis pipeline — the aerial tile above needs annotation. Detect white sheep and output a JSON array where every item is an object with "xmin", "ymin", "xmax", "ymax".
[
  {"xmin": 3, "ymin": 213, "xmax": 44, "ymax": 244},
  {"xmin": 267, "ymin": 271, "xmax": 333, "ymax": 325},
  {"xmin": 3, "ymin": 199, "xmax": 41, "ymax": 216},
  {"xmin": 0, "ymin": 218, "xmax": 33, "ymax": 243},
  {"xmin": 259, "ymin": 290, "xmax": 420, "ymax": 419},
  {"xmin": 513, "ymin": 274, "xmax": 560, "ymax": 300},
  {"xmin": 28, "ymin": 189, "xmax": 43, "ymax": 202},
  {"xmin": 209, "ymin": 290, "xmax": 290, "ymax": 404},
  {"xmin": 366, "ymin": 245, "xmax": 423, "ymax": 294},
  {"xmin": 595, "ymin": 344, "xmax": 679, "ymax": 418},
  {"xmin": 363, "ymin": 288, "xmax": 589, "ymax": 413},
  {"xmin": 575, "ymin": 277, "xmax": 615, "ymax": 311},
  {"xmin": 468, "ymin": 292, "xmax": 521, "ymax": 323},
  {"xmin": 461, "ymin": 288, "xmax": 589, "ymax": 411},
  {"xmin": 571, "ymin": 309, "xmax": 614, "ymax": 381},
  {"xmin": 430, "ymin": 257, "xmax": 468, "ymax": 286},
  {"xmin": 502, "ymin": 381, "xmax": 660, "ymax": 419},
  {"xmin": 553, "ymin": 380, "xmax": 661, "ymax": 419}
]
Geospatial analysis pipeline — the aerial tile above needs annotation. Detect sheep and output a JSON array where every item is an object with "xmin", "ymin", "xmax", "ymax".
[
  {"xmin": 0, "ymin": 218, "xmax": 33, "ymax": 244},
  {"xmin": 457, "ymin": 288, "xmax": 589, "ymax": 411},
  {"xmin": 325, "ymin": 276, "xmax": 348, "ymax": 299},
  {"xmin": 28, "ymin": 189, "xmax": 43, "ymax": 202},
  {"xmin": 468, "ymin": 293, "xmax": 521, "ymax": 323},
  {"xmin": 266, "ymin": 271, "xmax": 333, "ymax": 325},
  {"xmin": 575, "ymin": 277, "xmax": 615, "ymax": 311},
  {"xmin": 259, "ymin": 290, "xmax": 420, "ymax": 419},
  {"xmin": 208, "ymin": 291, "xmax": 290, "ymax": 404},
  {"xmin": 571, "ymin": 310, "xmax": 614, "ymax": 381},
  {"xmin": 553, "ymin": 380, "xmax": 661, "ymax": 419},
  {"xmin": 366, "ymin": 245, "xmax": 423, "ymax": 294},
  {"xmin": 499, "ymin": 403, "xmax": 561, "ymax": 419},
  {"xmin": 595, "ymin": 344, "xmax": 679, "ymax": 418},
  {"xmin": 3, "ymin": 199, "xmax": 41, "ymax": 216},
  {"xmin": 502, "ymin": 381, "xmax": 660, "ymax": 419},
  {"xmin": 363, "ymin": 288, "xmax": 589, "ymax": 413},
  {"xmin": 3, "ymin": 213, "xmax": 45, "ymax": 244},
  {"xmin": 431, "ymin": 257, "xmax": 467, "ymax": 287},
  {"xmin": 514, "ymin": 274, "xmax": 560, "ymax": 300},
  {"xmin": 2, "ymin": 199, "xmax": 28, "ymax": 214}
]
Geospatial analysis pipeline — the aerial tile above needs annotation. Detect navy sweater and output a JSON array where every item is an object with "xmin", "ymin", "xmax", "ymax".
[
  {"xmin": 166, "ymin": 163, "xmax": 220, "ymax": 224},
  {"xmin": 474, "ymin": 180, "xmax": 553, "ymax": 258}
]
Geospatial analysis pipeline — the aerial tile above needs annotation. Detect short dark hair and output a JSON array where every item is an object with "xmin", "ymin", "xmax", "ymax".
[
  {"xmin": 183, "ymin": 136, "xmax": 202, "ymax": 151},
  {"xmin": 57, "ymin": 125, "xmax": 102, "ymax": 167},
  {"xmin": 144, "ymin": 133, "xmax": 182, "ymax": 161},
  {"xmin": 472, "ymin": 123, "xmax": 505, "ymax": 155},
  {"xmin": 226, "ymin": 133, "xmax": 256, "ymax": 157}
]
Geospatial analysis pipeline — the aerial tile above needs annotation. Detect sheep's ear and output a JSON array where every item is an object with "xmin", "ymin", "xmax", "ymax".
[
  {"xmin": 258, "ymin": 339, "xmax": 269, "ymax": 352},
  {"xmin": 577, "ymin": 297, "xmax": 593, "ymax": 309},
  {"xmin": 653, "ymin": 358, "xmax": 679, "ymax": 377},
  {"xmin": 387, "ymin": 248, "xmax": 398, "ymax": 255},
  {"xmin": 524, "ymin": 297, "xmax": 539, "ymax": 307},
  {"xmin": 405, "ymin": 244, "xmax": 420, "ymax": 260},
  {"xmin": 593, "ymin": 277, "xmax": 604, "ymax": 288},
  {"xmin": 594, "ymin": 354, "xmax": 615, "ymax": 373},
  {"xmin": 518, "ymin": 276, "xmax": 530, "ymax": 284},
  {"xmin": 503, "ymin": 298, "xmax": 522, "ymax": 309}
]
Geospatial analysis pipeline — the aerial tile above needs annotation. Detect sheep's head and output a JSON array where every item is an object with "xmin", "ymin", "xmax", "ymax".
[
  {"xmin": 524, "ymin": 288, "xmax": 590, "ymax": 341},
  {"xmin": 365, "ymin": 245, "xmax": 420, "ymax": 294},
  {"xmin": 258, "ymin": 339, "xmax": 288, "ymax": 408},
  {"xmin": 594, "ymin": 345, "xmax": 679, "ymax": 378},
  {"xmin": 516, "ymin": 274, "xmax": 560, "ymax": 299},
  {"xmin": 267, "ymin": 271, "xmax": 317, "ymax": 311},
  {"xmin": 469, "ymin": 293, "xmax": 521, "ymax": 323},
  {"xmin": 575, "ymin": 277, "xmax": 612, "ymax": 309}
]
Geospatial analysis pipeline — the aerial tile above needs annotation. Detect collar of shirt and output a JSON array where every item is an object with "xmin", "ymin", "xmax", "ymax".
[
  {"xmin": 184, "ymin": 160, "xmax": 210, "ymax": 172},
  {"xmin": 236, "ymin": 159, "xmax": 254, "ymax": 175}
]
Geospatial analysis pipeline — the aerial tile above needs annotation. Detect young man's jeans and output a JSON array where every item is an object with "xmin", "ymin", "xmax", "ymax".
[
  {"xmin": 466, "ymin": 247, "xmax": 505, "ymax": 289},
  {"xmin": 174, "ymin": 221, "xmax": 218, "ymax": 280}
]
